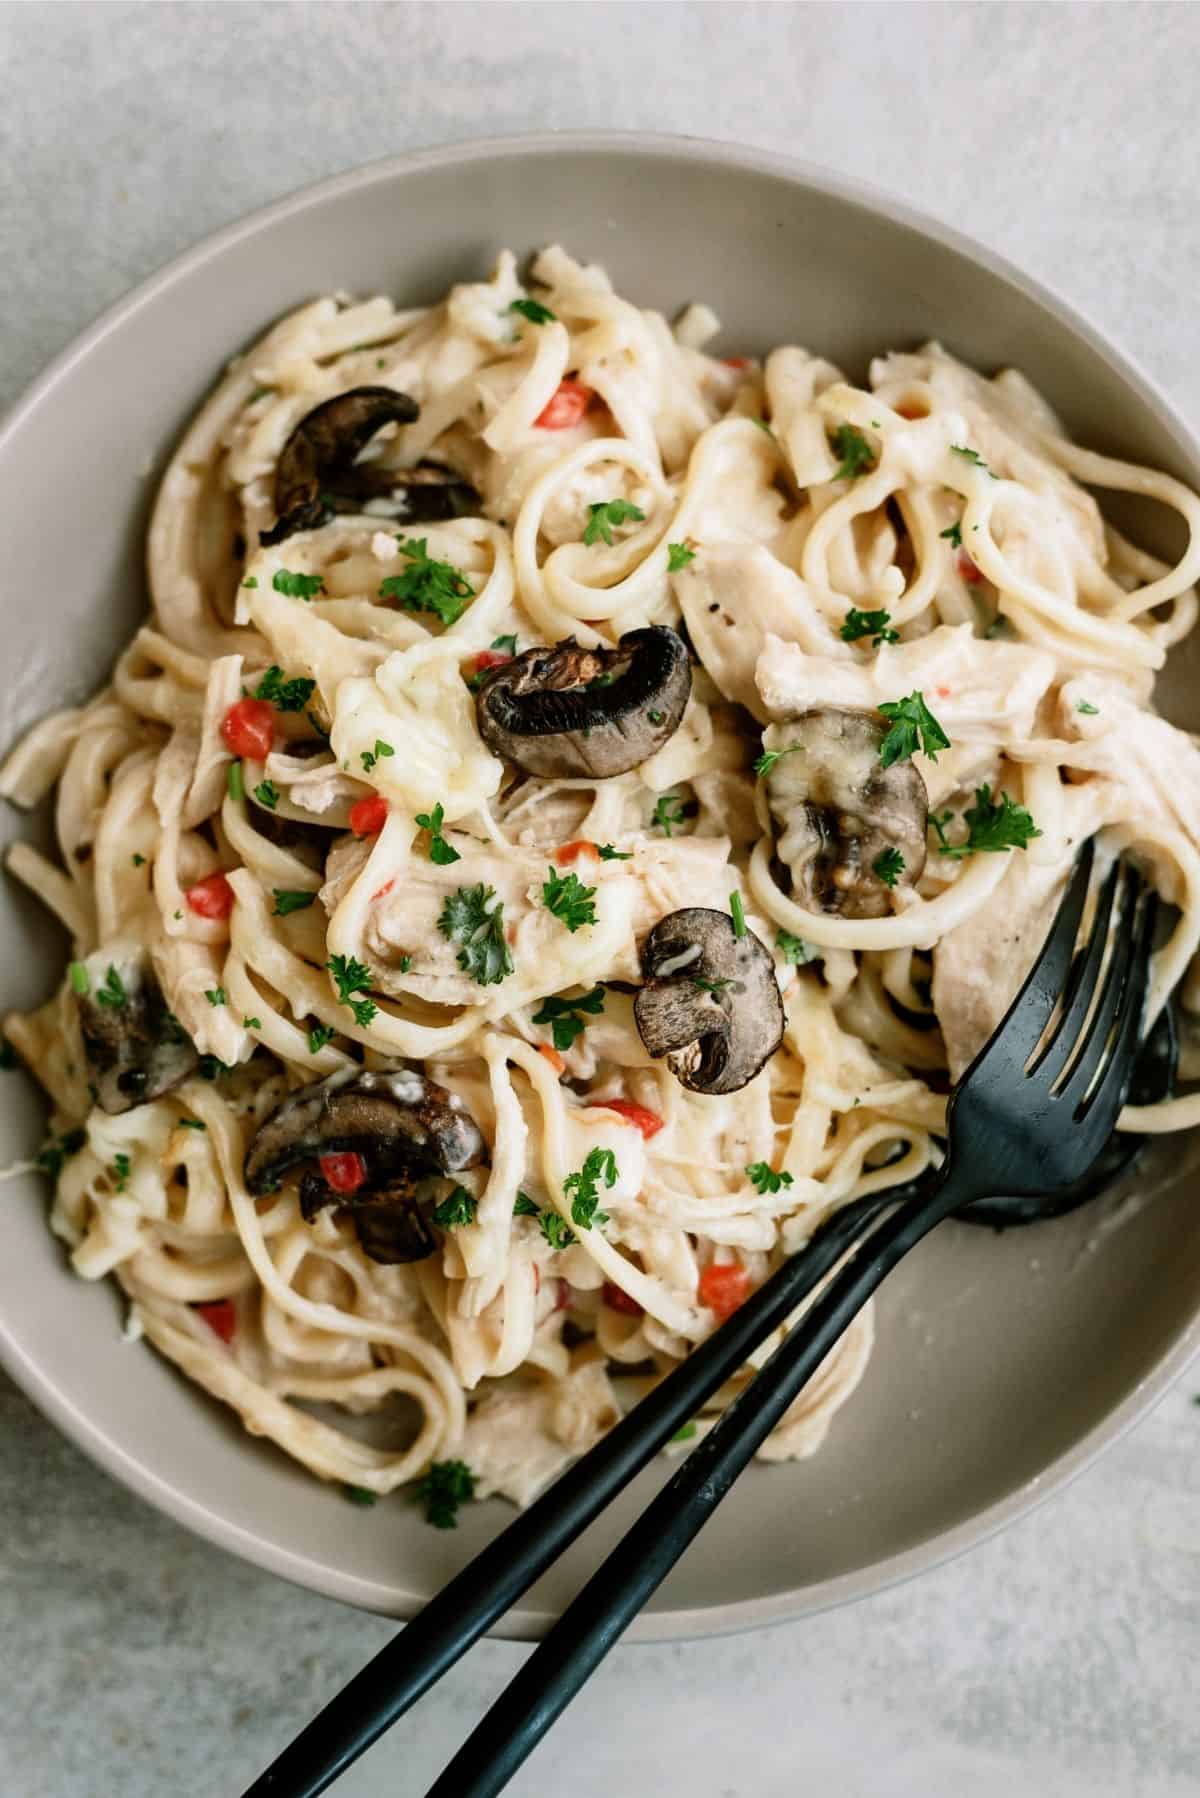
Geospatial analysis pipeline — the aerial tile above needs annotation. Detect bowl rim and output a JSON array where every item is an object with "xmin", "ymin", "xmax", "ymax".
[{"xmin": 3, "ymin": 128, "xmax": 1199, "ymax": 1641}]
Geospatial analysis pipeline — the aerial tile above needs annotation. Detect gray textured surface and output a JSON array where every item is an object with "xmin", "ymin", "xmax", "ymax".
[{"xmin": 2, "ymin": 3, "xmax": 1199, "ymax": 1795}]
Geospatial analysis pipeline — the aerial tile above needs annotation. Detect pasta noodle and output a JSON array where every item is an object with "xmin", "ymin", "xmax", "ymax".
[{"xmin": 4, "ymin": 245, "xmax": 1200, "ymax": 1514}]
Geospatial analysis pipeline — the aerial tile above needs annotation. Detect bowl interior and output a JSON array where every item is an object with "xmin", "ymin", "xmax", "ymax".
[{"xmin": 3, "ymin": 136, "xmax": 1199, "ymax": 1635}]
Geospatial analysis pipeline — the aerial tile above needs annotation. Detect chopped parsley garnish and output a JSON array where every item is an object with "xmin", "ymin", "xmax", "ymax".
[
  {"xmin": 509, "ymin": 296, "xmax": 556, "ymax": 325},
  {"xmin": 931, "ymin": 785, "xmax": 1042, "ymax": 858},
  {"xmin": 563, "ymin": 1146, "xmax": 618, "ymax": 1231},
  {"xmin": 490, "ymin": 633, "xmax": 518, "ymax": 656},
  {"xmin": 307, "ymin": 1024, "xmax": 336, "ymax": 1055},
  {"xmin": 873, "ymin": 847, "xmax": 905, "ymax": 887},
  {"xmin": 432, "ymin": 1186, "xmax": 477, "ymax": 1228},
  {"xmin": 729, "ymin": 890, "xmax": 747, "ymax": 939},
  {"xmin": 359, "ymin": 739, "xmax": 395, "ymax": 773},
  {"xmin": 647, "ymin": 708, "xmax": 664, "ymax": 725},
  {"xmin": 776, "ymin": 930, "xmax": 820, "ymax": 967},
  {"xmin": 112, "ymin": 1151, "xmax": 132, "ymax": 1193},
  {"xmin": 877, "ymin": 691, "xmax": 951, "ymax": 767},
  {"xmin": 841, "ymin": 607, "xmax": 898, "ymax": 647},
  {"xmin": 179, "ymin": 1119, "xmax": 207, "ymax": 1131},
  {"xmin": 513, "ymin": 1191, "xmax": 541, "ymax": 1217},
  {"xmin": 343, "ymin": 1485, "xmax": 378, "ymax": 1507},
  {"xmin": 414, "ymin": 1458, "xmax": 477, "ymax": 1530},
  {"xmin": 753, "ymin": 742, "xmax": 802, "ymax": 778},
  {"xmin": 830, "ymin": 423, "xmax": 876, "ymax": 481},
  {"xmin": 583, "ymin": 499, "xmax": 646, "ymax": 547},
  {"xmin": 651, "ymin": 793, "xmax": 687, "ymax": 836},
  {"xmin": 541, "ymin": 867, "xmax": 597, "ymax": 932},
  {"xmin": 227, "ymin": 760, "xmax": 245, "ymax": 802},
  {"xmin": 692, "ymin": 976, "xmax": 733, "ymax": 995},
  {"xmin": 241, "ymin": 576, "xmax": 258, "ymax": 589},
  {"xmin": 253, "ymin": 779, "xmax": 280, "ymax": 811},
  {"xmin": 326, "ymin": 954, "xmax": 378, "ymax": 1027},
  {"xmin": 204, "ymin": 988, "xmax": 227, "ymax": 1008},
  {"xmin": 597, "ymin": 843, "xmax": 632, "ymax": 861},
  {"xmin": 414, "ymin": 802, "xmax": 461, "ymax": 866},
  {"xmin": 940, "ymin": 521, "xmax": 963, "ymax": 549},
  {"xmin": 95, "ymin": 965, "xmax": 127, "ymax": 1011},
  {"xmin": 272, "ymin": 889, "xmax": 316, "ymax": 917},
  {"xmin": 197, "ymin": 1055, "xmax": 231, "ymax": 1080},
  {"xmin": 1077, "ymin": 700, "xmax": 1100, "ymax": 716},
  {"xmin": 438, "ymin": 884, "xmax": 513, "ymax": 986},
  {"xmin": 272, "ymin": 568, "xmax": 325, "ymax": 600},
  {"xmin": 751, "ymin": 416, "xmax": 775, "ymax": 438},
  {"xmin": 379, "ymin": 538, "xmax": 474, "ymax": 626},
  {"xmin": 132, "ymin": 853, "xmax": 146, "ymax": 868},
  {"xmin": 950, "ymin": 444, "xmax": 994, "ymax": 474},
  {"xmin": 254, "ymin": 665, "xmax": 317, "ymax": 713},
  {"xmin": 672, "ymin": 1422, "xmax": 698, "ymax": 1443},
  {"xmin": 667, "ymin": 541, "xmax": 696, "ymax": 572},
  {"xmin": 242, "ymin": 1016, "xmax": 262, "ymax": 1031},
  {"xmin": 68, "ymin": 962, "xmax": 89, "ymax": 996},
  {"xmin": 532, "ymin": 984, "xmax": 606, "ymax": 1052},
  {"xmin": 36, "ymin": 1128, "xmax": 87, "ymax": 1183},
  {"xmin": 540, "ymin": 1211, "xmax": 577, "ymax": 1251},
  {"xmin": 745, "ymin": 1162, "xmax": 794, "ymax": 1195}
]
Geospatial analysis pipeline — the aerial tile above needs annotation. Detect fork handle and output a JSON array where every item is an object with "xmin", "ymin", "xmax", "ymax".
[{"xmin": 424, "ymin": 1162, "xmax": 980, "ymax": 1798}]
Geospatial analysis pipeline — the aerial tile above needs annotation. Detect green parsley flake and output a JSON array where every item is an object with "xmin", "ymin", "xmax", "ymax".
[
  {"xmin": 564, "ymin": 1146, "xmax": 618, "ymax": 1231},
  {"xmin": 540, "ymin": 1211, "xmax": 576, "ymax": 1251},
  {"xmin": 95, "ymin": 965, "xmax": 127, "ymax": 1011},
  {"xmin": 360, "ymin": 739, "xmax": 395, "ymax": 773},
  {"xmin": 204, "ymin": 988, "xmax": 227, "ymax": 1008},
  {"xmin": 667, "ymin": 542, "xmax": 696, "ymax": 572},
  {"xmin": 1077, "ymin": 700, "xmax": 1100, "ymax": 716},
  {"xmin": 509, "ymin": 296, "xmax": 557, "ymax": 325},
  {"xmin": 531, "ymin": 985, "xmax": 606, "ymax": 1052},
  {"xmin": 68, "ymin": 962, "xmax": 89, "ymax": 997},
  {"xmin": 745, "ymin": 1162, "xmax": 794, "ymax": 1195},
  {"xmin": 179, "ymin": 1119, "xmax": 207, "ymax": 1131},
  {"xmin": 272, "ymin": 889, "xmax": 317, "ymax": 917},
  {"xmin": 651, "ymin": 793, "xmax": 687, "ymax": 837},
  {"xmin": 432, "ymin": 1186, "xmax": 477, "ymax": 1228},
  {"xmin": 950, "ymin": 444, "xmax": 994, "ymax": 475},
  {"xmin": 307, "ymin": 1024, "xmax": 336, "ymax": 1055},
  {"xmin": 672, "ymin": 1422, "xmax": 698, "ymax": 1443},
  {"xmin": 379, "ymin": 538, "xmax": 474, "ymax": 627},
  {"xmin": 513, "ymin": 1192, "xmax": 541, "ymax": 1217},
  {"xmin": 343, "ymin": 1485, "xmax": 378, "ymax": 1507},
  {"xmin": 598, "ymin": 843, "xmax": 632, "ymax": 861},
  {"xmin": 931, "ymin": 786, "xmax": 1041, "ymax": 858},
  {"xmin": 326, "ymin": 954, "xmax": 378, "ymax": 1028},
  {"xmin": 112, "ymin": 1151, "xmax": 132, "ymax": 1193},
  {"xmin": 253, "ymin": 779, "xmax": 280, "ymax": 811},
  {"xmin": 414, "ymin": 1458, "xmax": 477, "ymax": 1529},
  {"xmin": 414, "ymin": 802, "xmax": 461, "ymax": 867},
  {"xmin": 873, "ymin": 847, "xmax": 905, "ymax": 887},
  {"xmin": 438, "ymin": 884, "xmax": 513, "ymax": 986},
  {"xmin": 541, "ymin": 867, "xmax": 597, "ymax": 933},
  {"xmin": 272, "ymin": 569, "xmax": 325, "ymax": 600},
  {"xmin": 583, "ymin": 499, "xmax": 646, "ymax": 548},
  {"xmin": 241, "ymin": 576, "xmax": 258, "ymax": 589},
  {"xmin": 840, "ymin": 608, "xmax": 898, "ymax": 647},
  {"xmin": 830, "ymin": 423, "xmax": 876, "ymax": 480},
  {"xmin": 242, "ymin": 1016, "xmax": 262, "ymax": 1031},
  {"xmin": 753, "ymin": 742, "xmax": 802, "ymax": 778},
  {"xmin": 132, "ymin": 853, "xmax": 146, "ymax": 868},
  {"xmin": 940, "ymin": 521, "xmax": 963, "ymax": 549},
  {"xmin": 877, "ymin": 691, "xmax": 951, "ymax": 767},
  {"xmin": 254, "ymin": 665, "xmax": 316, "ymax": 712}
]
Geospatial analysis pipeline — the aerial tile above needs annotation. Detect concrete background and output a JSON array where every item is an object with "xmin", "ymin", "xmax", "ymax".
[{"xmin": 2, "ymin": 4, "xmax": 1199, "ymax": 1795}]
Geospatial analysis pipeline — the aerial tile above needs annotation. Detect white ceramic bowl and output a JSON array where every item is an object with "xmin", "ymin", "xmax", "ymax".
[{"xmin": 2, "ymin": 134, "xmax": 1199, "ymax": 1638}]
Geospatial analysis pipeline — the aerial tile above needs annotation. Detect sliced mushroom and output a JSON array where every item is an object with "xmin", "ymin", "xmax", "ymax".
[
  {"xmin": 260, "ymin": 388, "xmax": 480, "ymax": 545},
  {"xmin": 475, "ymin": 627, "xmax": 691, "ymax": 778},
  {"xmin": 634, "ymin": 908, "xmax": 784, "ymax": 1095},
  {"xmin": 77, "ymin": 950, "xmax": 199, "ymax": 1115},
  {"xmin": 244, "ymin": 1066, "xmax": 485, "ymax": 1263},
  {"xmin": 763, "ymin": 709, "xmax": 927, "ymax": 919}
]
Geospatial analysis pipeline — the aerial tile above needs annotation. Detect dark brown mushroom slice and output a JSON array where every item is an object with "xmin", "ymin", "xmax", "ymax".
[
  {"xmin": 475, "ymin": 626, "xmax": 691, "ymax": 778},
  {"xmin": 633, "ymin": 907, "xmax": 784, "ymax": 1095},
  {"xmin": 244, "ymin": 1066, "xmax": 485, "ymax": 1196},
  {"xmin": 763, "ymin": 709, "xmax": 928, "ymax": 919},
  {"xmin": 261, "ymin": 386, "xmax": 465, "ymax": 545},
  {"xmin": 77, "ymin": 953, "xmax": 199, "ymax": 1115},
  {"xmin": 350, "ymin": 1188, "xmax": 439, "ymax": 1264}
]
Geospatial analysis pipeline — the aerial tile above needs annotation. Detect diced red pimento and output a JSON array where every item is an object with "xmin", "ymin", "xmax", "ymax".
[
  {"xmin": 194, "ymin": 1299, "xmax": 237, "ymax": 1343},
  {"xmin": 319, "ymin": 1151, "xmax": 368, "ymax": 1195},
  {"xmin": 349, "ymin": 793, "xmax": 388, "ymax": 837},
  {"xmin": 698, "ymin": 1262, "xmax": 751, "ymax": 1321},
  {"xmin": 603, "ymin": 1097, "xmax": 664, "ymax": 1139},
  {"xmin": 185, "ymin": 872, "xmax": 235, "ymax": 920},
  {"xmin": 370, "ymin": 878, "xmax": 395, "ymax": 903},
  {"xmin": 957, "ymin": 549, "xmax": 983, "ymax": 585},
  {"xmin": 535, "ymin": 378, "xmax": 594, "ymax": 430},
  {"xmin": 468, "ymin": 649, "xmax": 514, "ymax": 681},
  {"xmin": 723, "ymin": 356, "xmax": 751, "ymax": 370},
  {"xmin": 221, "ymin": 697, "xmax": 276, "ymax": 761},
  {"xmin": 603, "ymin": 1280, "xmax": 644, "ymax": 1316},
  {"xmin": 556, "ymin": 839, "xmax": 600, "ymax": 866}
]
